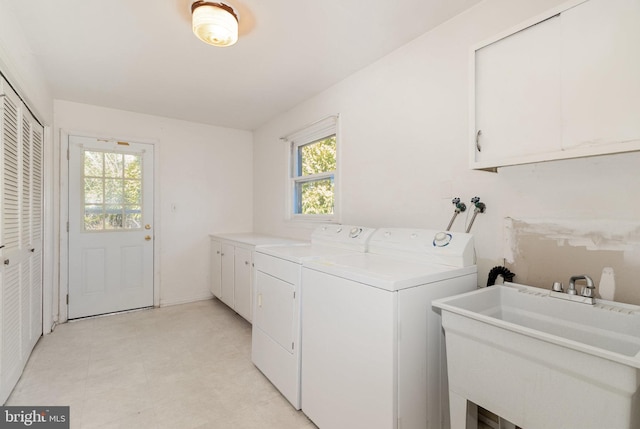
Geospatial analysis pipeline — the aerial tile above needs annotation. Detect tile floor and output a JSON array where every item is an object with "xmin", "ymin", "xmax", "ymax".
[{"xmin": 6, "ymin": 298, "xmax": 316, "ymax": 429}]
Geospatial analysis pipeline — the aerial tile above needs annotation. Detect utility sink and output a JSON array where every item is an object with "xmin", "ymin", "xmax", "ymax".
[{"xmin": 433, "ymin": 283, "xmax": 640, "ymax": 429}]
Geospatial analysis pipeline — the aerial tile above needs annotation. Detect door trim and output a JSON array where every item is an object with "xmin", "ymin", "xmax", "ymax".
[{"xmin": 59, "ymin": 130, "xmax": 161, "ymax": 322}]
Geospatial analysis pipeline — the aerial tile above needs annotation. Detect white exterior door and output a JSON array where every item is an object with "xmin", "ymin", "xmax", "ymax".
[{"xmin": 68, "ymin": 136, "xmax": 154, "ymax": 319}]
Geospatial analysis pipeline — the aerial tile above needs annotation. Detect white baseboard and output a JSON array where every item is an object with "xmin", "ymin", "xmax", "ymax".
[{"xmin": 159, "ymin": 293, "xmax": 214, "ymax": 307}]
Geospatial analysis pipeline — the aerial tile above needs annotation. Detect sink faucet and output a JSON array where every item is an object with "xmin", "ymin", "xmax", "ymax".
[
  {"xmin": 568, "ymin": 275, "xmax": 595, "ymax": 297},
  {"xmin": 550, "ymin": 275, "xmax": 596, "ymax": 305}
]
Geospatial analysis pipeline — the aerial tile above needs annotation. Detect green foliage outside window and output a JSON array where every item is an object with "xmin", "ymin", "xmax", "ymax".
[
  {"xmin": 299, "ymin": 178, "xmax": 334, "ymax": 215},
  {"xmin": 83, "ymin": 150, "xmax": 142, "ymax": 230},
  {"xmin": 296, "ymin": 136, "xmax": 336, "ymax": 215}
]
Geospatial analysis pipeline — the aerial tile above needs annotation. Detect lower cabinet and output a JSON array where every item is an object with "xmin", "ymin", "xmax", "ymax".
[
  {"xmin": 220, "ymin": 242, "xmax": 236, "ymax": 309},
  {"xmin": 233, "ymin": 247, "xmax": 252, "ymax": 321},
  {"xmin": 210, "ymin": 239, "xmax": 222, "ymax": 298},
  {"xmin": 210, "ymin": 237, "xmax": 253, "ymax": 322},
  {"xmin": 210, "ymin": 233, "xmax": 303, "ymax": 323}
]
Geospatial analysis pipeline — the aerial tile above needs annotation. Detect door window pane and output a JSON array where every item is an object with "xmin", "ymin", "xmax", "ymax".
[
  {"xmin": 104, "ymin": 152, "xmax": 123, "ymax": 178},
  {"xmin": 105, "ymin": 205, "xmax": 124, "ymax": 229},
  {"xmin": 84, "ymin": 205, "xmax": 104, "ymax": 230},
  {"xmin": 82, "ymin": 149, "xmax": 143, "ymax": 231},
  {"xmin": 124, "ymin": 180, "xmax": 141, "ymax": 204},
  {"xmin": 104, "ymin": 179, "xmax": 124, "ymax": 204},
  {"xmin": 84, "ymin": 151, "xmax": 104, "ymax": 177},
  {"xmin": 84, "ymin": 178, "xmax": 103, "ymax": 204},
  {"xmin": 124, "ymin": 154, "xmax": 141, "ymax": 179},
  {"xmin": 124, "ymin": 206, "xmax": 142, "ymax": 228}
]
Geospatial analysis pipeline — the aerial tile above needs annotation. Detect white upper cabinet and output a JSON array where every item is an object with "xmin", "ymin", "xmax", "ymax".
[
  {"xmin": 471, "ymin": 0, "xmax": 640, "ymax": 170},
  {"xmin": 561, "ymin": 0, "xmax": 640, "ymax": 150},
  {"xmin": 475, "ymin": 15, "xmax": 562, "ymax": 162}
]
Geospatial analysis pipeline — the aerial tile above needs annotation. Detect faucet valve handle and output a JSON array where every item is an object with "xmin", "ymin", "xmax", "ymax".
[
  {"xmin": 552, "ymin": 281, "xmax": 563, "ymax": 292},
  {"xmin": 451, "ymin": 197, "xmax": 466, "ymax": 213},
  {"xmin": 581, "ymin": 286, "xmax": 595, "ymax": 298}
]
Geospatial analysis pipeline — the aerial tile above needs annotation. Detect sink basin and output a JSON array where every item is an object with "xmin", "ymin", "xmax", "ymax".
[{"xmin": 433, "ymin": 283, "xmax": 640, "ymax": 429}]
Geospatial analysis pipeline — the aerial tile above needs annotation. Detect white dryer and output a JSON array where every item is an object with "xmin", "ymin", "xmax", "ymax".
[
  {"xmin": 251, "ymin": 224, "xmax": 376, "ymax": 409},
  {"xmin": 300, "ymin": 228, "xmax": 477, "ymax": 429}
]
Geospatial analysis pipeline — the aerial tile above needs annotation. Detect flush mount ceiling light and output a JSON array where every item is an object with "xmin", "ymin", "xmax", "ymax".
[{"xmin": 191, "ymin": 1, "xmax": 239, "ymax": 47}]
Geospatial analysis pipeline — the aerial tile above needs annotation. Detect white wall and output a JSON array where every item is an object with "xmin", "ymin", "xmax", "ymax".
[
  {"xmin": 54, "ymin": 100, "xmax": 253, "ymax": 315},
  {"xmin": 0, "ymin": 2, "xmax": 53, "ymax": 123},
  {"xmin": 253, "ymin": 0, "xmax": 640, "ymax": 305}
]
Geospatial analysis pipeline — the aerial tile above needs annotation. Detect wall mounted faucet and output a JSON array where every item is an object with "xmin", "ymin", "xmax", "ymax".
[
  {"xmin": 445, "ymin": 197, "xmax": 466, "ymax": 231},
  {"xmin": 465, "ymin": 196, "xmax": 486, "ymax": 233}
]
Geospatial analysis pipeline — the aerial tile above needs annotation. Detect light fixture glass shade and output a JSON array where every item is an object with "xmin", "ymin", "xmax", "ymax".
[{"xmin": 192, "ymin": 2, "xmax": 238, "ymax": 47}]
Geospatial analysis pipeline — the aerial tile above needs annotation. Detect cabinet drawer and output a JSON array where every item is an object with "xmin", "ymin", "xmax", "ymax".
[{"xmin": 254, "ymin": 252, "xmax": 300, "ymax": 285}]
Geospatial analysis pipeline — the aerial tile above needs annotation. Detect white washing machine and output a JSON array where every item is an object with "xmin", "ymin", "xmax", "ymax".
[
  {"xmin": 300, "ymin": 228, "xmax": 477, "ymax": 429},
  {"xmin": 251, "ymin": 224, "xmax": 376, "ymax": 409}
]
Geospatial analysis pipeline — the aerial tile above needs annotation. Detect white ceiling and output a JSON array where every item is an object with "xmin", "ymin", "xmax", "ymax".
[{"xmin": 6, "ymin": 0, "xmax": 481, "ymax": 130}]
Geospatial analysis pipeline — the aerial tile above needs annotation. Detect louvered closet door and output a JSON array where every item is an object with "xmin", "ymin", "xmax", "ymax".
[
  {"xmin": 21, "ymin": 111, "xmax": 43, "ymax": 358},
  {"xmin": 29, "ymin": 114, "xmax": 43, "ymax": 348},
  {"xmin": 1, "ymin": 79, "xmax": 22, "ymax": 403},
  {"xmin": 0, "ymin": 77, "xmax": 43, "ymax": 403}
]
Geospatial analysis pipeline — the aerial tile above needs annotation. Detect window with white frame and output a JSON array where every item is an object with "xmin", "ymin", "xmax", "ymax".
[{"xmin": 286, "ymin": 116, "xmax": 338, "ymax": 221}]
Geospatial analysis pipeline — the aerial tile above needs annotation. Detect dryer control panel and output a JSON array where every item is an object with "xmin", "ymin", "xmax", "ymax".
[{"xmin": 310, "ymin": 224, "xmax": 376, "ymax": 252}]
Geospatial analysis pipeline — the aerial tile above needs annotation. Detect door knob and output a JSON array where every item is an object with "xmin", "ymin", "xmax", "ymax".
[
  {"xmin": 145, "ymin": 224, "xmax": 151, "ymax": 230},
  {"xmin": 145, "ymin": 235, "xmax": 152, "ymax": 241}
]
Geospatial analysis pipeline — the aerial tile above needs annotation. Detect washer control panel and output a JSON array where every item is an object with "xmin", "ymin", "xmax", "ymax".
[
  {"xmin": 368, "ymin": 228, "xmax": 475, "ymax": 267},
  {"xmin": 349, "ymin": 227, "xmax": 363, "ymax": 238},
  {"xmin": 433, "ymin": 231, "xmax": 452, "ymax": 247}
]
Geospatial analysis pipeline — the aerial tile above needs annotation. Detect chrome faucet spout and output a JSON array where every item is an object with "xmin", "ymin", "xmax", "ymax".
[{"xmin": 569, "ymin": 275, "xmax": 595, "ymax": 297}]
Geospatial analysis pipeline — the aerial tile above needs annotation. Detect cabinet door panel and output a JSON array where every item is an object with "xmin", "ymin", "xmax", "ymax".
[
  {"xmin": 210, "ymin": 239, "xmax": 222, "ymax": 298},
  {"xmin": 472, "ymin": 0, "xmax": 640, "ymax": 169},
  {"xmin": 220, "ymin": 243, "xmax": 234, "ymax": 307},
  {"xmin": 561, "ymin": 0, "xmax": 640, "ymax": 149},
  {"xmin": 475, "ymin": 15, "xmax": 562, "ymax": 163},
  {"xmin": 234, "ymin": 247, "xmax": 252, "ymax": 322}
]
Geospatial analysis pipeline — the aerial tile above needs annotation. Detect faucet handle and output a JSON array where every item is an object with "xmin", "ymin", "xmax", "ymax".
[
  {"xmin": 552, "ymin": 281, "xmax": 563, "ymax": 292},
  {"xmin": 581, "ymin": 286, "xmax": 595, "ymax": 298}
]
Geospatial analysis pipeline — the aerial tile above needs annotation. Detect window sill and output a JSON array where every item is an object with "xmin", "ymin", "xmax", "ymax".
[{"xmin": 286, "ymin": 214, "xmax": 340, "ymax": 225}]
